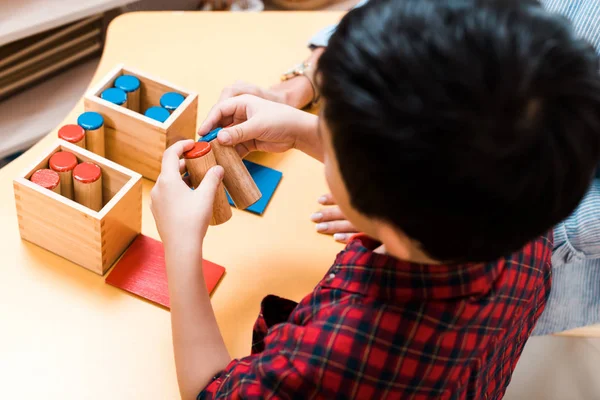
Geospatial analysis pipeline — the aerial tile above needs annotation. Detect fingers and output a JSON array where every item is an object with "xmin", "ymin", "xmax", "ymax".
[
  {"xmin": 161, "ymin": 140, "xmax": 195, "ymax": 180},
  {"xmin": 179, "ymin": 159, "xmax": 186, "ymax": 175},
  {"xmin": 194, "ymin": 165, "xmax": 225, "ymax": 207},
  {"xmin": 317, "ymin": 193, "xmax": 336, "ymax": 206},
  {"xmin": 218, "ymin": 81, "xmax": 262, "ymax": 103},
  {"xmin": 310, "ymin": 206, "xmax": 347, "ymax": 223},
  {"xmin": 315, "ymin": 220, "xmax": 358, "ymax": 236},
  {"xmin": 198, "ymin": 95, "xmax": 252, "ymax": 136},
  {"xmin": 217, "ymin": 120, "xmax": 260, "ymax": 147}
]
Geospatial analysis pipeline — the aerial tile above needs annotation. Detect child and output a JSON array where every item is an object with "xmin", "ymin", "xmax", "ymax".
[{"xmin": 149, "ymin": 0, "xmax": 600, "ymax": 398}]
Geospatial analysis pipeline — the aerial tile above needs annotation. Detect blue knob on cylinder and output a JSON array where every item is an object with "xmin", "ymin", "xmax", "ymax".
[
  {"xmin": 77, "ymin": 111, "xmax": 105, "ymax": 156},
  {"xmin": 160, "ymin": 92, "xmax": 185, "ymax": 112},
  {"xmin": 114, "ymin": 75, "xmax": 141, "ymax": 112},
  {"xmin": 101, "ymin": 87, "xmax": 128, "ymax": 107},
  {"xmin": 145, "ymin": 106, "xmax": 171, "ymax": 123}
]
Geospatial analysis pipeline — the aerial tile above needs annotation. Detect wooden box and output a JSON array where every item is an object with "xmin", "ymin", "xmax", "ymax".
[
  {"xmin": 83, "ymin": 64, "xmax": 198, "ymax": 180},
  {"xmin": 13, "ymin": 140, "xmax": 143, "ymax": 275}
]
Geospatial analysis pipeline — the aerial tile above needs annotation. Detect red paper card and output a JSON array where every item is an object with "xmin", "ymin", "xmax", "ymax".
[{"xmin": 106, "ymin": 235, "xmax": 225, "ymax": 308}]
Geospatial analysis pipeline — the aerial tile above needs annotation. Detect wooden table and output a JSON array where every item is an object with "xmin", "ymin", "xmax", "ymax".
[
  {"xmin": 0, "ymin": 10, "xmax": 598, "ymax": 400},
  {"xmin": 0, "ymin": 11, "xmax": 344, "ymax": 399}
]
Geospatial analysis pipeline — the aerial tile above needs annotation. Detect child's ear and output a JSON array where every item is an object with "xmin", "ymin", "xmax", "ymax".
[{"xmin": 376, "ymin": 222, "xmax": 432, "ymax": 263}]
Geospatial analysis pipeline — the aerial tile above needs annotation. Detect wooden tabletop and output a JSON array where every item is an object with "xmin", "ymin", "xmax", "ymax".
[
  {"xmin": 0, "ymin": 11, "xmax": 344, "ymax": 399},
  {"xmin": 0, "ymin": 10, "xmax": 597, "ymax": 400}
]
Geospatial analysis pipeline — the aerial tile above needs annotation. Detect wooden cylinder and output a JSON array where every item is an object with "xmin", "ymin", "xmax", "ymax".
[
  {"xmin": 201, "ymin": 128, "xmax": 261, "ymax": 209},
  {"xmin": 101, "ymin": 87, "xmax": 128, "ymax": 109},
  {"xmin": 30, "ymin": 169, "xmax": 60, "ymax": 194},
  {"xmin": 58, "ymin": 124, "xmax": 85, "ymax": 148},
  {"xmin": 184, "ymin": 142, "xmax": 232, "ymax": 225},
  {"xmin": 160, "ymin": 92, "xmax": 185, "ymax": 113},
  {"xmin": 144, "ymin": 106, "xmax": 170, "ymax": 123},
  {"xmin": 49, "ymin": 151, "xmax": 78, "ymax": 200},
  {"xmin": 73, "ymin": 162, "xmax": 103, "ymax": 212},
  {"xmin": 114, "ymin": 74, "xmax": 141, "ymax": 113},
  {"xmin": 77, "ymin": 112, "xmax": 105, "ymax": 157}
]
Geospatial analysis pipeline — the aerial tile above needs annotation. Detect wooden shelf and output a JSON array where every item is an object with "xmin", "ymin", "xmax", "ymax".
[
  {"xmin": 0, "ymin": 0, "xmax": 137, "ymax": 47},
  {"xmin": 0, "ymin": 58, "xmax": 99, "ymax": 159}
]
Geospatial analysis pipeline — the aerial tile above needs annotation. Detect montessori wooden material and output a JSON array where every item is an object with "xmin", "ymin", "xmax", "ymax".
[
  {"xmin": 83, "ymin": 64, "xmax": 198, "ymax": 180},
  {"xmin": 100, "ymin": 87, "xmax": 128, "ymax": 108},
  {"xmin": 30, "ymin": 169, "xmax": 61, "ymax": 194},
  {"xmin": 77, "ymin": 111, "xmax": 105, "ymax": 157},
  {"xmin": 201, "ymin": 128, "xmax": 262, "ymax": 209},
  {"xmin": 144, "ymin": 106, "xmax": 170, "ymax": 123},
  {"xmin": 184, "ymin": 142, "xmax": 232, "ymax": 225},
  {"xmin": 13, "ymin": 139, "xmax": 143, "ymax": 275},
  {"xmin": 58, "ymin": 124, "xmax": 85, "ymax": 148},
  {"xmin": 160, "ymin": 92, "xmax": 185, "ymax": 113},
  {"xmin": 105, "ymin": 234, "xmax": 226, "ymax": 309},
  {"xmin": 114, "ymin": 74, "xmax": 141, "ymax": 113},
  {"xmin": 49, "ymin": 151, "xmax": 78, "ymax": 200},
  {"xmin": 73, "ymin": 162, "xmax": 103, "ymax": 212},
  {"xmin": 226, "ymin": 159, "xmax": 283, "ymax": 215}
]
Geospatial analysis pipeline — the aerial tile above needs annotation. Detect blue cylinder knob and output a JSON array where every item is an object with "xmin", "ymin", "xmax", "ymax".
[
  {"xmin": 145, "ymin": 106, "xmax": 171, "ymax": 123},
  {"xmin": 160, "ymin": 92, "xmax": 185, "ymax": 112},
  {"xmin": 101, "ymin": 87, "xmax": 127, "ymax": 106},
  {"xmin": 199, "ymin": 127, "xmax": 221, "ymax": 142},
  {"xmin": 114, "ymin": 75, "xmax": 140, "ymax": 93},
  {"xmin": 77, "ymin": 111, "xmax": 104, "ymax": 130}
]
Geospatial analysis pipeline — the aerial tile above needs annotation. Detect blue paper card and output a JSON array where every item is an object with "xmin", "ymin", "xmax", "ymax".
[{"xmin": 226, "ymin": 160, "xmax": 282, "ymax": 215}]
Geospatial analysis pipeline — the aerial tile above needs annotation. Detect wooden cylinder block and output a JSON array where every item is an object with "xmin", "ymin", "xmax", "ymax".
[
  {"xmin": 144, "ymin": 106, "xmax": 170, "ymax": 123},
  {"xmin": 160, "ymin": 92, "xmax": 185, "ymax": 113},
  {"xmin": 101, "ymin": 87, "xmax": 128, "ymax": 109},
  {"xmin": 73, "ymin": 162, "xmax": 103, "ymax": 212},
  {"xmin": 201, "ymin": 129, "xmax": 261, "ymax": 209},
  {"xmin": 58, "ymin": 125, "xmax": 85, "ymax": 148},
  {"xmin": 77, "ymin": 112, "xmax": 105, "ymax": 157},
  {"xmin": 114, "ymin": 74, "xmax": 141, "ymax": 113},
  {"xmin": 184, "ymin": 142, "xmax": 232, "ymax": 226},
  {"xmin": 31, "ymin": 169, "xmax": 61, "ymax": 194},
  {"xmin": 49, "ymin": 151, "xmax": 78, "ymax": 200}
]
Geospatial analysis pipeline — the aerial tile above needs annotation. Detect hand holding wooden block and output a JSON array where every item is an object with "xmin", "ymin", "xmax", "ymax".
[
  {"xmin": 200, "ymin": 128, "xmax": 262, "ymax": 209},
  {"xmin": 184, "ymin": 142, "xmax": 232, "ymax": 225}
]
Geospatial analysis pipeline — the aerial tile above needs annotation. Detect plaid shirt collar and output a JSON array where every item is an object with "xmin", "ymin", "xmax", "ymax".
[{"xmin": 321, "ymin": 234, "xmax": 505, "ymax": 302}]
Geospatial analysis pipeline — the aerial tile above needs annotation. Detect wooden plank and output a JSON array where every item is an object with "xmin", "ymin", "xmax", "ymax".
[
  {"xmin": 0, "ymin": 42, "xmax": 101, "ymax": 98},
  {"xmin": 0, "ymin": 29, "xmax": 101, "ymax": 80},
  {"xmin": 100, "ymin": 178, "xmax": 142, "ymax": 273},
  {"xmin": 0, "ymin": 14, "xmax": 103, "ymax": 68},
  {"xmin": 14, "ymin": 179, "xmax": 103, "ymax": 273},
  {"xmin": 104, "ymin": 127, "xmax": 163, "ymax": 181},
  {"xmin": 165, "ymin": 93, "xmax": 198, "ymax": 146}
]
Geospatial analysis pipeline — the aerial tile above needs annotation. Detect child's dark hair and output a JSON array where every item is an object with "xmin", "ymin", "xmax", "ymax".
[{"xmin": 318, "ymin": 0, "xmax": 600, "ymax": 262}]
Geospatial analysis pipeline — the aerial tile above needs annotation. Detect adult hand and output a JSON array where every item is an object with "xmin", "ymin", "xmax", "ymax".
[
  {"xmin": 198, "ymin": 94, "xmax": 322, "ymax": 160},
  {"xmin": 218, "ymin": 80, "xmax": 289, "ymax": 105},
  {"xmin": 217, "ymin": 48, "xmax": 324, "ymax": 109},
  {"xmin": 150, "ymin": 140, "xmax": 225, "ymax": 251},
  {"xmin": 311, "ymin": 193, "xmax": 359, "ymax": 243}
]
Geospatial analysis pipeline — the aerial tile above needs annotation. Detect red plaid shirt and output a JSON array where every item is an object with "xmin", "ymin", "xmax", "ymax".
[{"xmin": 199, "ymin": 234, "xmax": 552, "ymax": 399}]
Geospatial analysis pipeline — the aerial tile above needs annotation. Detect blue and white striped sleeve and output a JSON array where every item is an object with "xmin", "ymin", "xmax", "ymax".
[
  {"xmin": 541, "ymin": 0, "xmax": 600, "ymax": 50},
  {"xmin": 308, "ymin": 0, "xmax": 369, "ymax": 48},
  {"xmin": 544, "ymin": 0, "xmax": 600, "ymax": 264},
  {"xmin": 553, "ymin": 180, "xmax": 600, "ymax": 265}
]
